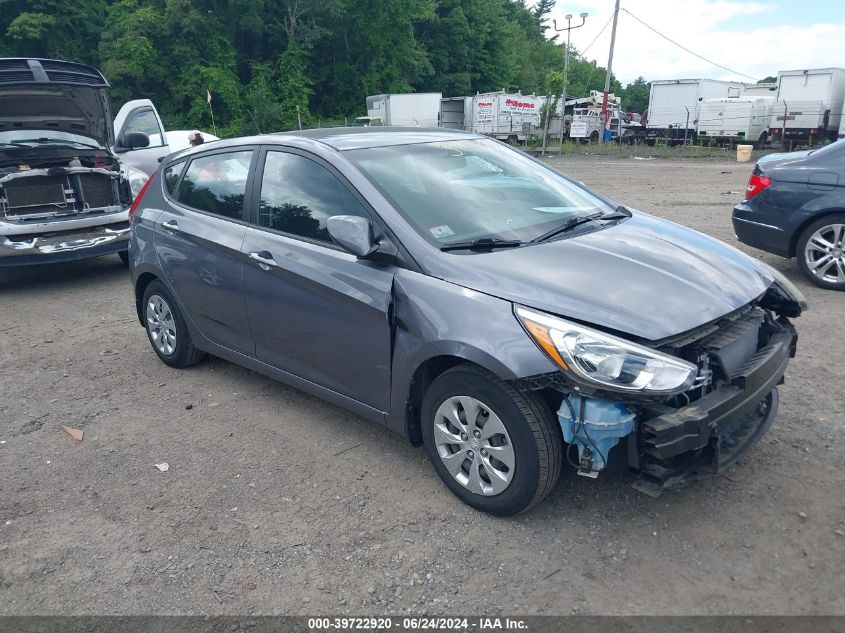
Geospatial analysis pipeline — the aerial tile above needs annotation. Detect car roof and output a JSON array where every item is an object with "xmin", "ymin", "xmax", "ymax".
[
  {"xmin": 163, "ymin": 127, "xmax": 488, "ymax": 163},
  {"xmin": 273, "ymin": 127, "xmax": 483, "ymax": 150}
]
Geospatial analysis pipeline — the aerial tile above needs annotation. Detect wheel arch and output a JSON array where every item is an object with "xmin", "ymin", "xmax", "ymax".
[
  {"xmin": 789, "ymin": 208, "xmax": 845, "ymax": 257},
  {"xmin": 402, "ymin": 354, "xmax": 514, "ymax": 446},
  {"xmin": 134, "ymin": 271, "xmax": 160, "ymax": 325}
]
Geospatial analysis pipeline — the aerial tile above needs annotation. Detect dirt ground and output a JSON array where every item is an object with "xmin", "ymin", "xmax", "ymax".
[{"xmin": 1, "ymin": 156, "xmax": 843, "ymax": 616}]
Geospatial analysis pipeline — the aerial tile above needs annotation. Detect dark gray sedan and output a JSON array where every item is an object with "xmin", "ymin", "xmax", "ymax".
[
  {"xmin": 128, "ymin": 128, "xmax": 804, "ymax": 514},
  {"xmin": 733, "ymin": 139, "xmax": 845, "ymax": 290}
]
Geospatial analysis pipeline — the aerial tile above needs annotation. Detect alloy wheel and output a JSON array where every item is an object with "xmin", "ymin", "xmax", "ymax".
[
  {"xmin": 432, "ymin": 396, "xmax": 515, "ymax": 496},
  {"xmin": 146, "ymin": 294, "xmax": 177, "ymax": 356},
  {"xmin": 804, "ymin": 223, "xmax": 845, "ymax": 284}
]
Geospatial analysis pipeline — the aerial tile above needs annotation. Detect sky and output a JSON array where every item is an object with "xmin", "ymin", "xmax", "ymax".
[{"xmin": 544, "ymin": 0, "xmax": 845, "ymax": 85}]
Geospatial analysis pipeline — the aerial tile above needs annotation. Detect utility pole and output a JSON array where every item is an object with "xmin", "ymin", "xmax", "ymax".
[
  {"xmin": 601, "ymin": 0, "xmax": 621, "ymax": 125},
  {"xmin": 549, "ymin": 12, "xmax": 588, "ymax": 154}
]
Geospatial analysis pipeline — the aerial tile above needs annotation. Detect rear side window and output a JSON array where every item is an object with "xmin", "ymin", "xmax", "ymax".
[
  {"xmin": 257, "ymin": 151, "xmax": 368, "ymax": 242},
  {"xmin": 176, "ymin": 151, "xmax": 253, "ymax": 220},
  {"xmin": 163, "ymin": 161, "xmax": 185, "ymax": 196}
]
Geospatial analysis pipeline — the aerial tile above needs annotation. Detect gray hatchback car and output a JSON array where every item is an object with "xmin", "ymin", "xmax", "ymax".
[{"xmin": 129, "ymin": 128, "xmax": 805, "ymax": 515}]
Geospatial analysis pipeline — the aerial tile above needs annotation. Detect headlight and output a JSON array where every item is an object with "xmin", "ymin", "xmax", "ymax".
[
  {"xmin": 515, "ymin": 306, "xmax": 698, "ymax": 395},
  {"xmin": 123, "ymin": 165, "xmax": 149, "ymax": 199},
  {"xmin": 756, "ymin": 261, "xmax": 808, "ymax": 313}
]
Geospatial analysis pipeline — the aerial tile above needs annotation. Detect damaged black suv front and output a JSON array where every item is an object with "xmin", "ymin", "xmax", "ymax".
[{"xmin": 0, "ymin": 58, "xmax": 139, "ymax": 266}]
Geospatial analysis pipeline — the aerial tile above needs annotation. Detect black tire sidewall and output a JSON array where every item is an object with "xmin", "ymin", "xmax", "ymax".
[
  {"xmin": 142, "ymin": 281, "xmax": 195, "ymax": 367},
  {"xmin": 421, "ymin": 369, "xmax": 543, "ymax": 515},
  {"xmin": 796, "ymin": 214, "xmax": 845, "ymax": 290}
]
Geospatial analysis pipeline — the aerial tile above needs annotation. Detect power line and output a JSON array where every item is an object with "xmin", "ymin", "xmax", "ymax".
[
  {"xmin": 582, "ymin": 14, "xmax": 613, "ymax": 56},
  {"xmin": 620, "ymin": 7, "xmax": 760, "ymax": 82}
]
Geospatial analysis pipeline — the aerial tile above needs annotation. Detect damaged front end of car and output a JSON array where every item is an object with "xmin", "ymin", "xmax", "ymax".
[
  {"xmin": 0, "ymin": 57, "xmax": 134, "ymax": 265},
  {"xmin": 0, "ymin": 157, "xmax": 132, "ymax": 264},
  {"xmin": 515, "ymin": 274, "xmax": 804, "ymax": 496}
]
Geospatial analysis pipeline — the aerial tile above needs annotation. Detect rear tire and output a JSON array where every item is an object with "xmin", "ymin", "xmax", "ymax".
[
  {"xmin": 142, "ymin": 280, "xmax": 206, "ymax": 367},
  {"xmin": 421, "ymin": 364, "xmax": 562, "ymax": 515},
  {"xmin": 796, "ymin": 214, "xmax": 845, "ymax": 290},
  {"xmin": 118, "ymin": 251, "xmax": 129, "ymax": 266}
]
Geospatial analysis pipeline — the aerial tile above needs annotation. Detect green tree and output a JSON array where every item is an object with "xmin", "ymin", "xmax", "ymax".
[
  {"xmin": 621, "ymin": 76, "xmax": 650, "ymax": 113},
  {"xmin": 1, "ymin": 0, "xmax": 106, "ymax": 63}
]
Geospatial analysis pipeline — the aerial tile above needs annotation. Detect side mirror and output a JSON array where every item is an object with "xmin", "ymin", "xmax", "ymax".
[
  {"xmin": 115, "ymin": 131, "xmax": 150, "ymax": 153},
  {"xmin": 327, "ymin": 215, "xmax": 378, "ymax": 258}
]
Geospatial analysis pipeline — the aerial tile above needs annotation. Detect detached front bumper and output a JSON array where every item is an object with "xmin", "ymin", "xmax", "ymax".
[
  {"xmin": 0, "ymin": 217, "xmax": 129, "ymax": 266},
  {"xmin": 632, "ymin": 324, "xmax": 796, "ymax": 494}
]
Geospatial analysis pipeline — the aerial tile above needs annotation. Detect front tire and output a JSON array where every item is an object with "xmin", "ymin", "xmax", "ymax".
[
  {"xmin": 142, "ymin": 280, "xmax": 205, "ymax": 367},
  {"xmin": 421, "ymin": 364, "xmax": 562, "ymax": 515},
  {"xmin": 796, "ymin": 215, "xmax": 845, "ymax": 290}
]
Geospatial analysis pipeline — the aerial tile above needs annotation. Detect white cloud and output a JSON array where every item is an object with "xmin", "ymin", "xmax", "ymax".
[{"xmin": 546, "ymin": 0, "xmax": 845, "ymax": 86}]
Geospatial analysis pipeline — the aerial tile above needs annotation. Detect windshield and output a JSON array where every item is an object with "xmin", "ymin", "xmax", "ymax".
[
  {"xmin": 347, "ymin": 139, "xmax": 612, "ymax": 245},
  {"xmin": 0, "ymin": 130, "xmax": 104, "ymax": 149}
]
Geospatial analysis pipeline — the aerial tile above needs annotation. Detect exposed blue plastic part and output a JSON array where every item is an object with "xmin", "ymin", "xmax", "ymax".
[{"xmin": 558, "ymin": 395, "xmax": 635, "ymax": 472}]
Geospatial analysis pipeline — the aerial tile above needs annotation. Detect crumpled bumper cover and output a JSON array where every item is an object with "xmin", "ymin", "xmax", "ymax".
[
  {"xmin": 633, "ymin": 323, "xmax": 796, "ymax": 492},
  {"xmin": 0, "ymin": 222, "xmax": 129, "ymax": 266}
]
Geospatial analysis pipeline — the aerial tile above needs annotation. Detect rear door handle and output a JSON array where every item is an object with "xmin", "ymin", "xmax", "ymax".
[
  {"xmin": 162, "ymin": 220, "xmax": 179, "ymax": 232},
  {"xmin": 248, "ymin": 251, "xmax": 278, "ymax": 270}
]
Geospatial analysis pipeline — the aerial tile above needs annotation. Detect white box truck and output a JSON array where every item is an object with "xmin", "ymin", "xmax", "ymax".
[
  {"xmin": 697, "ymin": 96, "xmax": 774, "ymax": 147},
  {"xmin": 439, "ymin": 96, "xmax": 471, "ymax": 130},
  {"xmin": 366, "ymin": 93, "xmax": 442, "ymax": 127},
  {"xmin": 768, "ymin": 68, "xmax": 845, "ymax": 148},
  {"xmin": 644, "ymin": 79, "xmax": 745, "ymax": 144},
  {"xmin": 469, "ymin": 91, "xmax": 542, "ymax": 139},
  {"xmin": 741, "ymin": 83, "xmax": 777, "ymax": 98}
]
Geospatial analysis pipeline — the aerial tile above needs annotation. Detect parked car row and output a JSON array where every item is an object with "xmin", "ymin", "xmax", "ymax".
[{"xmin": 3, "ymin": 57, "xmax": 830, "ymax": 515}]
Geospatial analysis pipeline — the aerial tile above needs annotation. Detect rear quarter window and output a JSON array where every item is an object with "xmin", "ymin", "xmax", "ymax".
[{"xmin": 163, "ymin": 161, "xmax": 186, "ymax": 197}]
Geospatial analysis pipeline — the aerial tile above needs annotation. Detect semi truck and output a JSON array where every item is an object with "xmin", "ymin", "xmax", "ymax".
[
  {"xmin": 366, "ymin": 93, "xmax": 442, "ymax": 127},
  {"xmin": 768, "ymin": 68, "xmax": 845, "ymax": 148},
  {"xmin": 644, "ymin": 78, "xmax": 745, "ymax": 144},
  {"xmin": 697, "ymin": 96, "xmax": 774, "ymax": 147}
]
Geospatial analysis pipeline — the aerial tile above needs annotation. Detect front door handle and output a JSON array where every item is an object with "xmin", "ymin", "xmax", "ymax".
[
  {"xmin": 248, "ymin": 251, "xmax": 278, "ymax": 270},
  {"xmin": 161, "ymin": 220, "xmax": 179, "ymax": 232}
]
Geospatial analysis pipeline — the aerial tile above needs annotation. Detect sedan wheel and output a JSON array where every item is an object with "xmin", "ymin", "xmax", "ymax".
[
  {"xmin": 421, "ymin": 364, "xmax": 562, "ymax": 515},
  {"xmin": 141, "ymin": 280, "xmax": 205, "ymax": 367},
  {"xmin": 797, "ymin": 215, "xmax": 845, "ymax": 290},
  {"xmin": 146, "ymin": 294, "xmax": 177, "ymax": 356},
  {"xmin": 433, "ymin": 396, "xmax": 516, "ymax": 496}
]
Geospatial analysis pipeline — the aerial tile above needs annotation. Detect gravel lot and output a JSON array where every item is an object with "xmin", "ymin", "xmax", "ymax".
[{"xmin": 1, "ymin": 156, "xmax": 843, "ymax": 616}]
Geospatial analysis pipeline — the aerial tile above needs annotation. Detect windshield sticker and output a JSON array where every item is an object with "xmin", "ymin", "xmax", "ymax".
[{"xmin": 430, "ymin": 225, "xmax": 455, "ymax": 239}]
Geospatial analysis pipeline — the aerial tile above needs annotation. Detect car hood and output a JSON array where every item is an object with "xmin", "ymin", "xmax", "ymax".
[
  {"xmin": 437, "ymin": 212, "xmax": 773, "ymax": 341},
  {"xmin": 0, "ymin": 85, "xmax": 113, "ymax": 147}
]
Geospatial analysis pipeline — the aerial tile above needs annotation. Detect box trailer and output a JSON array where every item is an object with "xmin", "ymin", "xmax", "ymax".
[
  {"xmin": 741, "ymin": 83, "xmax": 777, "ymax": 98},
  {"xmin": 768, "ymin": 68, "xmax": 845, "ymax": 148},
  {"xmin": 469, "ymin": 91, "xmax": 542, "ymax": 139},
  {"xmin": 697, "ymin": 96, "xmax": 774, "ymax": 147},
  {"xmin": 439, "ymin": 96, "xmax": 471, "ymax": 130},
  {"xmin": 645, "ymin": 79, "xmax": 745, "ymax": 144},
  {"xmin": 365, "ymin": 93, "xmax": 442, "ymax": 127}
]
